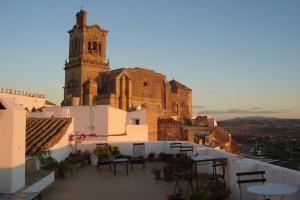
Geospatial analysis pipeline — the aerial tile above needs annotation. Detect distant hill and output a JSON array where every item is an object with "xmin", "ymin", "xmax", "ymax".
[{"xmin": 218, "ymin": 117, "xmax": 300, "ymax": 136}]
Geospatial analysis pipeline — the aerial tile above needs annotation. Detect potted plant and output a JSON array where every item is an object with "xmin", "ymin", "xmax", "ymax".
[
  {"xmin": 59, "ymin": 161, "xmax": 72, "ymax": 178},
  {"xmin": 36, "ymin": 149, "xmax": 59, "ymax": 178},
  {"xmin": 91, "ymin": 144, "xmax": 121, "ymax": 166},
  {"xmin": 147, "ymin": 152, "xmax": 156, "ymax": 162},
  {"xmin": 90, "ymin": 153, "xmax": 98, "ymax": 166},
  {"xmin": 189, "ymin": 181, "xmax": 231, "ymax": 200},
  {"xmin": 109, "ymin": 145, "xmax": 120, "ymax": 156},
  {"xmin": 65, "ymin": 157, "xmax": 82, "ymax": 172},
  {"xmin": 82, "ymin": 149, "xmax": 91, "ymax": 165},
  {"xmin": 163, "ymin": 164, "xmax": 173, "ymax": 181},
  {"xmin": 151, "ymin": 166, "xmax": 161, "ymax": 180}
]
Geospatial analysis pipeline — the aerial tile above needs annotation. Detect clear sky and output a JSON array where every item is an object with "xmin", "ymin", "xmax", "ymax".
[{"xmin": 0, "ymin": 0, "xmax": 299, "ymax": 120}]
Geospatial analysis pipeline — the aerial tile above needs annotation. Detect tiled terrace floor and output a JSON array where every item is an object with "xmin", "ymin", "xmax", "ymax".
[{"xmin": 42, "ymin": 162, "xmax": 175, "ymax": 200}]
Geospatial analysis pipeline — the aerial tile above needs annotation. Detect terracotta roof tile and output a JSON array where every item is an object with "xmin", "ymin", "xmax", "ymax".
[{"xmin": 26, "ymin": 117, "xmax": 72, "ymax": 156}]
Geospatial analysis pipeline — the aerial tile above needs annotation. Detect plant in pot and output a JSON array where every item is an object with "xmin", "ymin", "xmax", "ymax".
[
  {"xmin": 151, "ymin": 166, "xmax": 161, "ymax": 180},
  {"xmin": 82, "ymin": 149, "xmax": 91, "ymax": 165},
  {"xmin": 59, "ymin": 160, "xmax": 72, "ymax": 178},
  {"xmin": 147, "ymin": 152, "xmax": 156, "ymax": 162},
  {"xmin": 189, "ymin": 181, "xmax": 231, "ymax": 200},
  {"xmin": 163, "ymin": 164, "xmax": 173, "ymax": 181},
  {"xmin": 36, "ymin": 149, "xmax": 59, "ymax": 178},
  {"xmin": 65, "ymin": 157, "xmax": 82, "ymax": 172},
  {"xmin": 109, "ymin": 145, "xmax": 120, "ymax": 157},
  {"xmin": 90, "ymin": 148, "xmax": 99, "ymax": 166}
]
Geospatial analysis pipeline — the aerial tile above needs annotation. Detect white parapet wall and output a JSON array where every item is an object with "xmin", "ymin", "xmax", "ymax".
[
  {"xmin": 0, "ymin": 89, "xmax": 46, "ymax": 111},
  {"xmin": 38, "ymin": 105, "xmax": 148, "ymax": 143},
  {"xmin": 23, "ymin": 172, "xmax": 55, "ymax": 193},
  {"xmin": 0, "ymin": 97, "xmax": 26, "ymax": 193}
]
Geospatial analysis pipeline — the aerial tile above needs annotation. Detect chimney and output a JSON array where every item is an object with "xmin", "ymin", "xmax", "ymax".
[{"xmin": 76, "ymin": 9, "xmax": 87, "ymax": 27}]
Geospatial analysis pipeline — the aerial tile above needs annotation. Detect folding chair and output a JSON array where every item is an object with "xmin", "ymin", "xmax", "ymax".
[
  {"xmin": 130, "ymin": 143, "xmax": 146, "ymax": 169},
  {"xmin": 236, "ymin": 171, "xmax": 267, "ymax": 200}
]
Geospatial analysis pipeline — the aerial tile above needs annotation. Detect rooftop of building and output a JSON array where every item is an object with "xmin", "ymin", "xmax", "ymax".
[
  {"xmin": 39, "ymin": 141, "xmax": 300, "ymax": 200},
  {"xmin": 26, "ymin": 117, "xmax": 72, "ymax": 156}
]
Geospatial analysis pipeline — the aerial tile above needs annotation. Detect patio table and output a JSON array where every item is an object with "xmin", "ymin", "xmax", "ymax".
[
  {"xmin": 247, "ymin": 182, "xmax": 298, "ymax": 200},
  {"xmin": 190, "ymin": 155, "xmax": 227, "ymax": 188},
  {"xmin": 112, "ymin": 158, "xmax": 129, "ymax": 176}
]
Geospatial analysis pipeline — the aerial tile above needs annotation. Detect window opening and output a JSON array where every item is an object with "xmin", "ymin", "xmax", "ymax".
[
  {"xmin": 92, "ymin": 41, "xmax": 97, "ymax": 51},
  {"xmin": 88, "ymin": 42, "xmax": 92, "ymax": 50},
  {"xmin": 130, "ymin": 118, "xmax": 140, "ymax": 125},
  {"xmin": 0, "ymin": 102, "xmax": 6, "ymax": 110}
]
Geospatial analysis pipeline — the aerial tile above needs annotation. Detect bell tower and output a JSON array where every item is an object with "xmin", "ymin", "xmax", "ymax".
[{"xmin": 63, "ymin": 9, "xmax": 109, "ymax": 106}]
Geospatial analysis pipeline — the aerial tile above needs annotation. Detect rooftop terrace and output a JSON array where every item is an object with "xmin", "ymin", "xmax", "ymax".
[
  {"xmin": 38, "ymin": 141, "xmax": 300, "ymax": 200},
  {"xmin": 42, "ymin": 163, "xmax": 175, "ymax": 200}
]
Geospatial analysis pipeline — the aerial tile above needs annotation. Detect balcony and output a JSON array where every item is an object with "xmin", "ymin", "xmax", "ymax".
[{"xmin": 42, "ymin": 141, "xmax": 300, "ymax": 200}]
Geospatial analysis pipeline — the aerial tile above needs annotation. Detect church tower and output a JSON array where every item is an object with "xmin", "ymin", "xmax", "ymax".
[{"xmin": 63, "ymin": 9, "xmax": 109, "ymax": 106}]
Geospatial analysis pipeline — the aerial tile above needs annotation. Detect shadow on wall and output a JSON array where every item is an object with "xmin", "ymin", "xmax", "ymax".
[{"xmin": 0, "ymin": 163, "xmax": 25, "ymax": 193}]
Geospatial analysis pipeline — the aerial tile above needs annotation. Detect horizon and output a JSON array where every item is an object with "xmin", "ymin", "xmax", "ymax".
[{"xmin": 0, "ymin": 0, "xmax": 299, "ymax": 120}]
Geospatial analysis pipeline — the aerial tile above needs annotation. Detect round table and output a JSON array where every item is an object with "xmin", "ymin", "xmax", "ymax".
[{"xmin": 247, "ymin": 183, "xmax": 298, "ymax": 200}]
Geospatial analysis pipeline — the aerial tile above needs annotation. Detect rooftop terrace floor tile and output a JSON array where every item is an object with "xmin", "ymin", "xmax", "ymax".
[{"xmin": 42, "ymin": 163, "xmax": 176, "ymax": 200}]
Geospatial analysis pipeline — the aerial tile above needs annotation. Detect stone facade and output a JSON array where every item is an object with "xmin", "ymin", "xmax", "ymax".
[{"xmin": 63, "ymin": 10, "xmax": 192, "ymax": 140}]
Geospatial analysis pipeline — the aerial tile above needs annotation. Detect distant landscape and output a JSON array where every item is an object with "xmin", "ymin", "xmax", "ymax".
[{"xmin": 219, "ymin": 117, "xmax": 300, "ymax": 171}]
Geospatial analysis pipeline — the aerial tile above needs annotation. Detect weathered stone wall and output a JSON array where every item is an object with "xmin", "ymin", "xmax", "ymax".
[
  {"xmin": 157, "ymin": 118, "xmax": 187, "ymax": 141},
  {"xmin": 94, "ymin": 68, "xmax": 192, "ymax": 140}
]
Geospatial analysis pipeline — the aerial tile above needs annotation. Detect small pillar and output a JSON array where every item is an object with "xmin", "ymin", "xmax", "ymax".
[{"xmin": 0, "ymin": 96, "xmax": 26, "ymax": 193}]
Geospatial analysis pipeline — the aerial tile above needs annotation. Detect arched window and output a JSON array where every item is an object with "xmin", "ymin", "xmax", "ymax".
[
  {"xmin": 92, "ymin": 41, "xmax": 97, "ymax": 51},
  {"xmin": 88, "ymin": 42, "xmax": 91, "ymax": 50},
  {"xmin": 98, "ymin": 44, "xmax": 102, "ymax": 55}
]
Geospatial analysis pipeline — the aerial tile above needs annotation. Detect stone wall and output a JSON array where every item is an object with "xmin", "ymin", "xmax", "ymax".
[{"xmin": 157, "ymin": 118, "xmax": 187, "ymax": 141}]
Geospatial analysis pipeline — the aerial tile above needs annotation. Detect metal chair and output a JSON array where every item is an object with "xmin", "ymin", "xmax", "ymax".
[
  {"xmin": 210, "ymin": 158, "xmax": 227, "ymax": 187},
  {"xmin": 130, "ymin": 143, "xmax": 146, "ymax": 169},
  {"xmin": 96, "ymin": 143, "xmax": 114, "ymax": 170},
  {"xmin": 236, "ymin": 171, "xmax": 267, "ymax": 200},
  {"xmin": 180, "ymin": 146, "xmax": 194, "ymax": 157},
  {"xmin": 170, "ymin": 142, "xmax": 182, "ymax": 154},
  {"xmin": 173, "ymin": 156, "xmax": 194, "ymax": 198}
]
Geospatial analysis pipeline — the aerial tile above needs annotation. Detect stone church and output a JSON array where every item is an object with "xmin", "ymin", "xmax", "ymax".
[{"xmin": 62, "ymin": 10, "xmax": 192, "ymax": 140}]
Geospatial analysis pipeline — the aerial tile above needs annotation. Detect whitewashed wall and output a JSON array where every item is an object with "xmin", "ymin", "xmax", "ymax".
[
  {"xmin": 50, "ymin": 120, "xmax": 74, "ymax": 162},
  {"xmin": 126, "ymin": 109, "xmax": 147, "ymax": 125},
  {"xmin": 0, "ymin": 97, "xmax": 26, "ymax": 193},
  {"xmin": 41, "ymin": 105, "xmax": 148, "ymax": 142},
  {"xmin": 108, "ymin": 107, "xmax": 126, "ymax": 135},
  {"xmin": 0, "ymin": 92, "xmax": 46, "ymax": 111}
]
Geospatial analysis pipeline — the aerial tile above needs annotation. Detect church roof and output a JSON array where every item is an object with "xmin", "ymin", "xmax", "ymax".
[
  {"xmin": 169, "ymin": 79, "xmax": 192, "ymax": 91},
  {"xmin": 101, "ymin": 67, "xmax": 167, "ymax": 79},
  {"xmin": 26, "ymin": 117, "xmax": 72, "ymax": 156}
]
